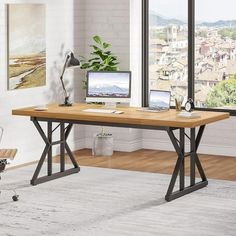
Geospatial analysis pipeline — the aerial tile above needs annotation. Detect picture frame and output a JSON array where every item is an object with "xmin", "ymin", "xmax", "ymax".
[{"xmin": 7, "ymin": 4, "xmax": 46, "ymax": 90}]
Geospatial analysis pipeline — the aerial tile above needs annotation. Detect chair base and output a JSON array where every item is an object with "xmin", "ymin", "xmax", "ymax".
[
  {"xmin": 0, "ymin": 159, "xmax": 7, "ymax": 172},
  {"xmin": 0, "ymin": 160, "xmax": 19, "ymax": 201}
]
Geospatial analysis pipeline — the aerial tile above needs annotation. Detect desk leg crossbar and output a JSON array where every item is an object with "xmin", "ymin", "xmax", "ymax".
[
  {"xmin": 165, "ymin": 126, "xmax": 208, "ymax": 201},
  {"xmin": 31, "ymin": 118, "xmax": 80, "ymax": 185}
]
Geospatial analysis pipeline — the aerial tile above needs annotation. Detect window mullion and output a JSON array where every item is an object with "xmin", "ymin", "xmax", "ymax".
[{"xmin": 188, "ymin": 0, "xmax": 195, "ymax": 100}]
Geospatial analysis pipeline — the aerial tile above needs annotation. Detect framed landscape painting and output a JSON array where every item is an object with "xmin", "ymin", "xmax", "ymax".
[{"xmin": 7, "ymin": 4, "xmax": 46, "ymax": 90}]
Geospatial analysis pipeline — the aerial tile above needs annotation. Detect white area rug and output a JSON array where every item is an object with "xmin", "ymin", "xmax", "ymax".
[{"xmin": 0, "ymin": 164, "xmax": 236, "ymax": 236}]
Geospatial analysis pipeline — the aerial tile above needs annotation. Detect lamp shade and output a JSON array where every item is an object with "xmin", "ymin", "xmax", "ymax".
[{"xmin": 67, "ymin": 52, "xmax": 80, "ymax": 68}]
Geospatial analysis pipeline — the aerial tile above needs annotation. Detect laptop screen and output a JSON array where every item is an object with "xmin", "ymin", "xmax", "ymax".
[{"xmin": 149, "ymin": 90, "xmax": 171, "ymax": 109}]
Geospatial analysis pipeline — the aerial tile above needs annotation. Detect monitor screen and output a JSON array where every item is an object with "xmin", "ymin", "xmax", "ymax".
[
  {"xmin": 149, "ymin": 90, "xmax": 171, "ymax": 108},
  {"xmin": 86, "ymin": 71, "xmax": 131, "ymax": 101}
]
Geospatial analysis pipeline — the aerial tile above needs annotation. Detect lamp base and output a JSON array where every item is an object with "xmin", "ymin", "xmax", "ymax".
[
  {"xmin": 59, "ymin": 96, "xmax": 72, "ymax": 107},
  {"xmin": 59, "ymin": 103, "xmax": 73, "ymax": 107}
]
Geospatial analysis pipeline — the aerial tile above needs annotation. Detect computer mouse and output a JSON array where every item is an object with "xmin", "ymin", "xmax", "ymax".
[{"xmin": 114, "ymin": 111, "xmax": 124, "ymax": 114}]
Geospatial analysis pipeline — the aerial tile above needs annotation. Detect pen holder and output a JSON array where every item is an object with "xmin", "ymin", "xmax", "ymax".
[{"xmin": 175, "ymin": 97, "xmax": 183, "ymax": 112}]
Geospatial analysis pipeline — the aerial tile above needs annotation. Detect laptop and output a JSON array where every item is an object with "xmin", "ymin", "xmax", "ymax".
[{"xmin": 139, "ymin": 90, "xmax": 171, "ymax": 112}]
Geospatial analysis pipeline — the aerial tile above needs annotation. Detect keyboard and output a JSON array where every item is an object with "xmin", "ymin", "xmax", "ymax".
[
  {"xmin": 137, "ymin": 108, "xmax": 168, "ymax": 113},
  {"xmin": 82, "ymin": 109, "xmax": 116, "ymax": 114}
]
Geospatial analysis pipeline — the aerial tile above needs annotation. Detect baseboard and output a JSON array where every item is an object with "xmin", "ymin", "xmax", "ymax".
[
  {"xmin": 52, "ymin": 136, "xmax": 236, "ymax": 157},
  {"xmin": 198, "ymin": 144, "xmax": 236, "ymax": 157},
  {"xmin": 142, "ymin": 139, "xmax": 175, "ymax": 152},
  {"xmin": 67, "ymin": 138, "xmax": 85, "ymax": 151},
  {"xmin": 7, "ymin": 160, "xmax": 38, "ymax": 171},
  {"xmin": 142, "ymin": 139, "xmax": 236, "ymax": 157},
  {"xmin": 85, "ymin": 137, "xmax": 143, "ymax": 152}
]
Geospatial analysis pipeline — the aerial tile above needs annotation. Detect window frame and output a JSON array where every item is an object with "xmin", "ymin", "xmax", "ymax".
[{"xmin": 142, "ymin": 0, "xmax": 236, "ymax": 115}]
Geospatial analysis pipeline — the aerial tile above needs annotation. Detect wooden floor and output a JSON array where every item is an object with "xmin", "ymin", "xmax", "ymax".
[{"xmin": 55, "ymin": 149, "xmax": 236, "ymax": 181}]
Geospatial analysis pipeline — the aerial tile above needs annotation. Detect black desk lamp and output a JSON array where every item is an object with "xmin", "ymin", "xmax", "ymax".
[{"xmin": 59, "ymin": 52, "xmax": 80, "ymax": 106}]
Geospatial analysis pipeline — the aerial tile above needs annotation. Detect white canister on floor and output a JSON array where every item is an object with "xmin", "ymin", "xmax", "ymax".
[{"xmin": 92, "ymin": 133, "xmax": 113, "ymax": 157}]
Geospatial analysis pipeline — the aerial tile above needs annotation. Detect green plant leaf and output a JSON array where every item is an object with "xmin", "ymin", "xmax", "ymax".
[
  {"xmin": 80, "ymin": 63, "xmax": 90, "ymax": 69},
  {"xmin": 103, "ymin": 42, "xmax": 110, "ymax": 49},
  {"xmin": 93, "ymin": 35, "xmax": 102, "ymax": 45},
  {"xmin": 109, "ymin": 62, "xmax": 119, "ymax": 66},
  {"xmin": 104, "ymin": 51, "xmax": 112, "ymax": 54},
  {"xmin": 91, "ymin": 51, "xmax": 106, "ymax": 61},
  {"xmin": 88, "ymin": 57, "xmax": 100, "ymax": 62},
  {"xmin": 90, "ymin": 45, "xmax": 102, "ymax": 52},
  {"xmin": 91, "ymin": 61, "xmax": 100, "ymax": 66}
]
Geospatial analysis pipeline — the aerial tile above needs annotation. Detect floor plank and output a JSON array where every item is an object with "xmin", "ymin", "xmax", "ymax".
[{"xmin": 54, "ymin": 149, "xmax": 236, "ymax": 181}]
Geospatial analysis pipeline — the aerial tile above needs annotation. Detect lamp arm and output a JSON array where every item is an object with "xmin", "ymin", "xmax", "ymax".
[
  {"xmin": 60, "ymin": 76, "xmax": 68, "ymax": 98},
  {"xmin": 59, "ymin": 54, "xmax": 70, "ymax": 98}
]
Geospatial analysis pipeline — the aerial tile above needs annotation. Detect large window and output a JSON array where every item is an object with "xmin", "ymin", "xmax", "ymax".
[
  {"xmin": 149, "ymin": 0, "xmax": 188, "ymax": 104},
  {"xmin": 145, "ymin": 0, "xmax": 236, "ymax": 113},
  {"xmin": 195, "ymin": 0, "xmax": 236, "ymax": 110}
]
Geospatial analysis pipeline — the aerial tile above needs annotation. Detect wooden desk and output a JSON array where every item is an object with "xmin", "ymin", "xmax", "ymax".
[{"xmin": 12, "ymin": 103, "xmax": 229, "ymax": 201}]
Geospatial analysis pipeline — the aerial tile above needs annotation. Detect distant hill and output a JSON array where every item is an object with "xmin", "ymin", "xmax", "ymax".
[
  {"xmin": 152, "ymin": 100, "xmax": 169, "ymax": 108},
  {"xmin": 10, "ymin": 38, "xmax": 45, "ymax": 56},
  {"xmin": 150, "ymin": 13, "xmax": 185, "ymax": 26},
  {"xmin": 150, "ymin": 12, "xmax": 236, "ymax": 28},
  {"xmin": 200, "ymin": 20, "xmax": 236, "ymax": 27},
  {"xmin": 89, "ymin": 84, "xmax": 128, "ymax": 95}
]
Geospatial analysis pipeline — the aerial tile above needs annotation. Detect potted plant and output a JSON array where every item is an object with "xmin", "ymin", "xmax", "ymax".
[
  {"xmin": 80, "ymin": 35, "xmax": 119, "ymax": 88},
  {"xmin": 80, "ymin": 36, "xmax": 119, "ymax": 156}
]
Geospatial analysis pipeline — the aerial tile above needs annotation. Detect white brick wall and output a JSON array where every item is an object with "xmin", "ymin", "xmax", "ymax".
[
  {"xmin": 83, "ymin": 0, "xmax": 130, "ymax": 70},
  {"xmin": 0, "ymin": 0, "xmax": 85, "ymax": 166}
]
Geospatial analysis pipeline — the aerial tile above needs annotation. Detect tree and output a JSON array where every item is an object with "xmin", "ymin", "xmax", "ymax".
[
  {"xmin": 205, "ymin": 78, "xmax": 236, "ymax": 107},
  {"xmin": 218, "ymin": 27, "xmax": 236, "ymax": 40},
  {"xmin": 197, "ymin": 31, "xmax": 207, "ymax": 38}
]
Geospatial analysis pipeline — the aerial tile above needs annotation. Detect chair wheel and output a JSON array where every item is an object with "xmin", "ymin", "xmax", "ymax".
[{"xmin": 12, "ymin": 195, "xmax": 19, "ymax": 201}]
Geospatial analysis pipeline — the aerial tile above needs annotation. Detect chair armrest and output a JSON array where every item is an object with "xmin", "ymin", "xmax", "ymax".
[{"xmin": 0, "ymin": 149, "xmax": 17, "ymax": 160}]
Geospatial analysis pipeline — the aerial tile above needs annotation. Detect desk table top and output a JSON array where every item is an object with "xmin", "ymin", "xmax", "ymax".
[{"xmin": 12, "ymin": 103, "xmax": 229, "ymax": 129}]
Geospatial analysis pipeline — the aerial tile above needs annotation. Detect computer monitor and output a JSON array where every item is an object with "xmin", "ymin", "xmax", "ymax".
[{"xmin": 86, "ymin": 71, "xmax": 131, "ymax": 107}]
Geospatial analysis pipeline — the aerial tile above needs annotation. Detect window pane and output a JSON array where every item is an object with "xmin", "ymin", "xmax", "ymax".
[
  {"xmin": 149, "ymin": 0, "xmax": 188, "ymax": 105},
  {"xmin": 195, "ymin": 0, "xmax": 236, "ymax": 109}
]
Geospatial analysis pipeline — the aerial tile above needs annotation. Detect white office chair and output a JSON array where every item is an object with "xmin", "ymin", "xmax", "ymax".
[{"xmin": 0, "ymin": 126, "xmax": 19, "ymax": 201}]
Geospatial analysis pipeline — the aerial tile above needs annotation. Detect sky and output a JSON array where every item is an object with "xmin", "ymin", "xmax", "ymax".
[
  {"xmin": 89, "ymin": 72, "xmax": 130, "ymax": 89},
  {"xmin": 150, "ymin": 0, "xmax": 236, "ymax": 22},
  {"xmin": 9, "ymin": 4, "xmax": 45, "ymax": 56}
]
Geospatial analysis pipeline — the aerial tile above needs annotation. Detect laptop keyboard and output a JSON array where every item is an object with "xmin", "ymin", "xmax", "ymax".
[
  {"xmin": 137, "ymin": 107, "xmax": 168, "ymax": 113},
  {"xmin": 149, "ymin": 107, "xmax": 166, "ymax": 111}
]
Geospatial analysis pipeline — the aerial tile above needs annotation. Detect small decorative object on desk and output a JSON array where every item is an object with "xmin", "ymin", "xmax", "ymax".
[
  {"xmin": 177, "ymin": 111, "xmax": 201, "ymax": 119},
  {"xmin": 34, "ymin": 105, "xmax": 48, "ymax": 111},
  {"xmin": 184, "ymin": 98, "xmax": 195, "ymax": 112},
  {"xmin": 175, "ymin": 95, "xmax": 184, "ymax": 112},
  {"xmin": 92, "ymin": 128, "xmax": 113, "ymax": 157}
]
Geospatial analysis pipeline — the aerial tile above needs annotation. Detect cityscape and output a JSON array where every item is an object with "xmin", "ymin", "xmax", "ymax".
[{"xmin": 149, "ymin": 12, "xmax": 236, "ymax": 109}]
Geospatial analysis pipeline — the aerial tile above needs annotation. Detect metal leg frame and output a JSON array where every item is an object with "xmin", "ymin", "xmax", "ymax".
[
  {"xmin": 165, "ymin": 126, "xmax": 208, "ymax": 201},
  {"xmin": 31, "ymin": 118, "xmax": 80, "ymax": 185}
]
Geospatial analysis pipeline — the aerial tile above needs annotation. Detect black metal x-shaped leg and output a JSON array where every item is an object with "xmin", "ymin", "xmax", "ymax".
[
  {"xmin": 165, "ymin": 126, "xmax": 208, "ymax": 201},
  {"xmin": 30, "ymin": 118, "xmax": 80, "ymax": 186}
]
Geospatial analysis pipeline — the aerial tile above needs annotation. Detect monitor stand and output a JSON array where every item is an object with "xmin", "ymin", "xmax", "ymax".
[{"xmin": 104, "ymin": 102, "xmax": 117, "ymax": 109}]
